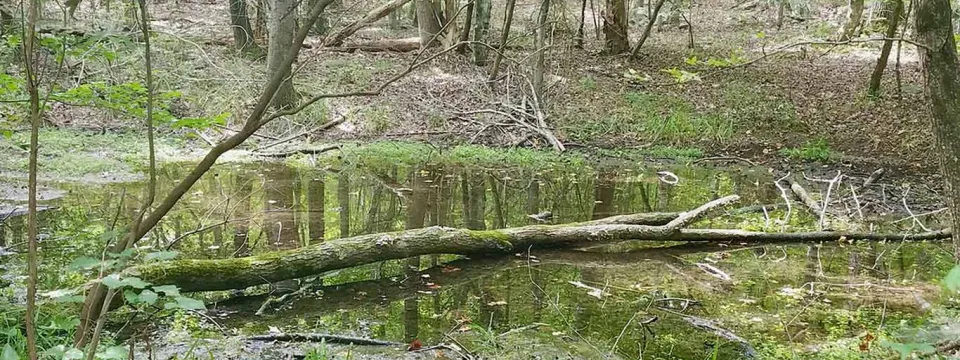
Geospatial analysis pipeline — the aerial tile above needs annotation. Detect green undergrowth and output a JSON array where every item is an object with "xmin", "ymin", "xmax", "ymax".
[
  {"xmin": 0, "ymin": 128, "xmax": 184, "ymax": 179},
  {"xmin": 779, "ymin": 137, "xmax": 840, "ymax": 162},
  {"xmin": 322, "ymin": 141, "xmax": 591, "ymax": 171}
]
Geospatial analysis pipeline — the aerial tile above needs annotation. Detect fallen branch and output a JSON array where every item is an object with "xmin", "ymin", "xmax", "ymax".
[
  {"xmin": 337, "ymin": 37, "xmax": 422, "ymax": 52},
  {"xmin": 253, "ymin": 145, "xmax": 342, "ymax": 158},
  {"xmin": 788, "ymin": 179, "xmax": 822, "ymax": 213},
  {"xmin": 322, "ymin": 0, "xmax": 413, "ymax": 47},
  {"xmin": 247, "ymin": 333, "xmax": 403, "ymax": 346}
]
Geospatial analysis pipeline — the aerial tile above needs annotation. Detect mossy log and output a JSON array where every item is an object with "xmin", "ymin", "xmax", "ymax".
[{"xmin": 133, "ymin": 195, "xmax": 950, "ymax": 292}]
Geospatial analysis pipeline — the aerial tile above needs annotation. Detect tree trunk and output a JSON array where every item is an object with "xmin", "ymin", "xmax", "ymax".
[
  {"xmin": 533, "ymin": 0, "xmax": 551, "ymax": 101},
  {"xmin": 602, "ymin": 0, "xmax": 629, "ymax": 54},
  {"xmin": 867, "ymin": 0, "xmax": 903, "ymax": 96},
  {"xmin": 308, "ymin": 0, "xmax": 330, "ymax": 35},
  {"xmin": 323, "ymin": 0, "xmax": 413, "ymax": 46},
  {"xmin": 472, "ymin": 0, "xmax": 492, "ymax": 65},
  {"xmin": 308, "ymin": 174, "xmax": 325, "ymax": 242},
  {"xmin": 838, "ymin": 0, "xmax": 865, "ymax": 40},
  {"xmin": 415, "ymin": 0, "xmax": 442, "ymax": 46},
  {"xmin": 629, "ymin": 0, "xmax": 665, "ymax": 57},
  {"xmin": 22, "ymin": 0, "xmax": 40, "ymax": 354},
  {"xmin": 267, "ymin": 0, "xmax": 298, "ymax": 109},
  {"xmin": 134, "ymin": 196, "xmax": 953, "ymax": 293},
  {"xmin": 456, "ymin": 1, "xmax": 473, "ymax": 54},
  {"xmin": 230, "ymin": 0, "xmax": 261, "ymax": 55},
  {"xmin": 576, "ymin": 0, "xmax": 587, "ymax": 48},
  {"xmin": 442, "ymin": 0, "xmax": 457, "ymax": 47},
  {"xmin": 338, "ymin": 172, "xmax": 350, "ymax": 238},
  {"xmin": 915, "ymin": 0, "xmax": 960, "ymax": 259},
  {"xmin": 488, "ymin": 0, "xmax": 516, "ymax": 79}
]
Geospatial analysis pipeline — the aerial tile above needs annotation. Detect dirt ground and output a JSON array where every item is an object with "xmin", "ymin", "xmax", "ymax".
[{"xmin": 38, "ymin": 0, "xmax": 939, "ymax": 181}]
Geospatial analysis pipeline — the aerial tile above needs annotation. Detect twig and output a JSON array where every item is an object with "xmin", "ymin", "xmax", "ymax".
[
  {"xmin": 901, "ymin": 189, "xmax": 931, "ymax": 232},
  {"xmin": 818, "ymin": 172, "xmax": 842, "ymax": 230},
  {"xmin": 774, "ymin": 174, "xmax": 794, "ymax": 232},
  {"xmin": 664, "ymin": 195, "xmax": 740, "ymax": 230},
  {"xmin": 247, "ymin": 333, "xmax": 403, "ymax": 346}
]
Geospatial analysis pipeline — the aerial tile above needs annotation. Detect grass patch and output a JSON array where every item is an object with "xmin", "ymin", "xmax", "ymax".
[
  {"xmin": 0, "ymin": 128, "xmax": 184, "ymax": 178},
  {"xmin": 719, "ymin": 81, "xmax": 800, "ymax": 130},
  {"xmin": 327, "ymin": 141, "xmax": 590, "ymax": 171},
  {"xmin": 778, "ymin": 137, "xmax": 838, "ymax": 162},
  {"xmin": 565, "ymin": 91, "xmax": 735, "ymax": 143}
]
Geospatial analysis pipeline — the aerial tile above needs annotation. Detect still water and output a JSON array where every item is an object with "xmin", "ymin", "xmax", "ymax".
[{"xmin": 1, "ymin": 156, "xmax": 954, "ymax": 359}]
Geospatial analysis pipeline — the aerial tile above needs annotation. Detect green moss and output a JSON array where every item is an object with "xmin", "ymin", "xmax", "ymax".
[
  {"xmin": 779, "ymin": 137, "xmax": 839, "ymax": 162},
  {"xmin": 467, "ymin": 230, "xmax": 514, "ymax": 249}
]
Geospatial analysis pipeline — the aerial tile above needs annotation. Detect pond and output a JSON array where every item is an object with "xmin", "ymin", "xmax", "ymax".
[{"xmin": 0, "ymin": 150, "xmax": 955, "ymax": 359}]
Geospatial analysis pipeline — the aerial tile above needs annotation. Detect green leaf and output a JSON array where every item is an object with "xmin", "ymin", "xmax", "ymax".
[
  {"xmin": 881, "ymin": 341, "xmax": 936, "ymax": 360},
  {"xmin": 119, "ymin": 276, "xmax": 150, "ymax": 289},
  {"xmin": 100, "ymin": 345, "xmax": 128, "ymax": 359},
  {"xmin": 1, "ymin": 344, "xmax": 18, "ymax": 360},
  {"xmin": 42, "ymin": 345, "xmax": 67, "ymax": 359},
  {"xmin": 756, "ymin": 31, "xmax": 766, "ymax": 39},
  {"xmin": 945, "ymin": 265, "xmax": 960, "ymax": 292},
  {"xmin": 124, "ymin": 289, "xmax": 141, "ymax": 304},
  {"xmin": 139, "ymin": 289, "xmax": 158, "ymax": 305},
  {"xmin": 101, "ymin": 274, "xmax": 123, "ymax": 289},
  {"xmin": 63, "ymin": 348, "xmax": 84, "ymax": 359},
  {"xmin": 68, "ymin": 256, "xmax": 101, "ymax": 270},
  {"xmin": 144, "ymin": 251, "xmax": 180, "ymax": 262},
  {"xmin": 152, "ymin": 285, "xmax": 180, "ymax": 297},
  {"xmin": 167, "ymin": 296, "xmax": 206, "ymax": 310},
  {"xmin": 42, "ymin": 316, "xmax": 80, "ymax": 331}
]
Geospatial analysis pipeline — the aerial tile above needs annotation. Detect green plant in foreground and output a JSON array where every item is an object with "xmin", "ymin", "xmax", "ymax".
[{"xmin": 778, "ymin": 138, "xmax": 837, "ymax": 162}]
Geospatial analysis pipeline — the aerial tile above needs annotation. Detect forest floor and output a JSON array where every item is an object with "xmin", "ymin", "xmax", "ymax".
[{"xmin": 0, "ymin": 0, "xmax": 936, "ymax": 184}]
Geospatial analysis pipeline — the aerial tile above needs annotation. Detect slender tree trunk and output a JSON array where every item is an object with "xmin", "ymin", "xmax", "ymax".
[
  {"xmin": 629, "ymin": 0, "xmax": 663, "ymax": 57},
  {"xmin": 22, "ymin": 0, "xmax": 40, "ymax": 355},
  {"xmin": 308, "ymin": 0, "xmax": 330, "ymax": 34},
  {"xmin": 338, "ymin": 172, "xmax": 350, "ymax": 238},
  {"xmin": 308, "ymin": 174, "xmax": 325, "ymax": 242},
  {"xmin": 489, "ymin": 0, "xmax": 516, "ymax": 80},
  {"xmin": 838, "ymin": 0, "xmax": 865, "ymax": 40},
  {"xmin": 415, "ymin": 0, "xmax": 442, "ymax": 46},
  {"xmin": 533, "ymin": 0, "xmax": 551, "ymax": 101},
  {"xmin": 457, "ymin": 1, "xmax": 473, "ymax": 53},
  {"xmin": 230, "ymin": 0, "xmax": 261, "ymax": 54},
  {"xmin": 776, "ymin": 1, "xmax": 785, "ymax": 29},
  {"xmin": 602, "ymin": 0, "xmax": 629, "ymax": 54},
  {"xmin": 472, "ymin": 0, "xmax": 491, "ymax": 65},
  {"xmin": 76, "ymin": 0, "xmax": 337, "ymax": 345},
  {"xmin": 868, "ymin": 0, "xmax": 903, "ymax": 96},
  {"xmin": 576, "ymin": 0, "xmax": 587, "ymax": 48},
  {"xmin": 915, "ymin": 0, "xmax": 960, "ymax": 259},
  {"xmin": 442, "ymin": 0, "xmax": 457, "ymax": 47},
  {"xmin": 268, "ymin": 0, "xmax": 298, "ymax": 109}
]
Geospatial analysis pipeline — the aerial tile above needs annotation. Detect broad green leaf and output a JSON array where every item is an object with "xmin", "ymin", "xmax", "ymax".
[
  {"xmin": 119, "ymin": 276, "xmax": 150, "ymax": 289},
  {"xmin": 1, "ymin": 344, "xmax": 18, "ymax": 360},
  {"xmin": 100, "ymin": 345, "xmax": 128, "ymax": 359},
  {"xmin": 124, "ymin": 289, "xmax": 141, "ymax": 304},
  {"xmin": 42, "ymin": 316, "xmax": 80, "ymax": 331},
  {"xmin": 68, "ymin": 257, "xmax": 101, "ymax": 270},
  {"xmin": 139, "ymin": 289, "xmax": 158, "ymax": 305},
  {"xmin": 42, "ymin": 345, "xmax": 67, "ymax": 359},
  {"xmin": 101, "ymin": 274, "xmax": 122, "ymax": 289},
  {"xmin": 169, "ymin": 296, "xmax": 205, "ymax": 310},
  {"xmin": 63, "ymin": 348, "xmax": 84, "ymax": 359},
  {"xmin": 144, "ymin": 251, "xmax": 179, "ymax": 262},
  {"xmin": 945, "ymin": 265, "xmax": 960, "ymax": 292},
  {"xmin": 152, "ymin": 285, "xmax": 180, "ymax": 297}
]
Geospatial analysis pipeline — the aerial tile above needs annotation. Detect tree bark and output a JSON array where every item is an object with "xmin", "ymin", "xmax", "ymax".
[
  {"xmin": 323, "ymin": 0, "xmax": 413, "ymax": 46},
  {"xmin": 837, "ymin": 0, "xmax": 865, "ymax": 41},
  {"xmin": 533, "ymin": 0, "xmax": 551, "ymax": 101},
  {"xmin": 267, "ymin": 0, "xmax": 298, "ymax": 109},
  {"xmin": 602, "ymin": 0, "xmax": 629, "ymax": 54},
  {"xmin": 577, "ymin": 0, "xmax": 587, "ymax": 48},
  {"xmin": 488, "ymin": 0, "xmax": 516, "ymax": 80},
  {"xmin": 472, "ymin": 0, "xmax": 492, "ymax": 65},
  {"xmin": 415, "ymin": 0, "xmax": 442, "ymax": 46},
  {"xmin": 456, "ymin": 1, "xmax": 474, "ymax": 54},
  {"xmin": 629, "ymin": 0, "xmax": 665, "ymax": 58},
  {"xmin": 308, "ymin": 0, "xmax": 330, "ymax": 35},
  {"xmin": 442, "ymin": 0, "xmax": 457, "ymax": 47},
  {"xmin": 22, "ymin": 0, "xmax": 40, "ymax": 355},
  {"xmin": 230, "ymin": 0, "xmax": 261, "ymax": 54},
  {"xmin": 915, "ymin": 0, "xmax": 960, "ymax": 259},
  {"xmin": 867, "ymin": 0, "xmax": 903, "ymax": 96}
]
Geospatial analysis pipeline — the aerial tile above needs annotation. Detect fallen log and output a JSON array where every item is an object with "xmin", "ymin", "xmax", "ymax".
[
  {"xmin": 323, "ymin": 0, "xmax": 413, "ymax": 47},
  {"xmin": 247, "ymin": 333, "xmax": 403, "ymax": 346},
  {"xmin": 135, "ymin": 196, "xmax": 738, "ymax": 292},
  {"xmin": 337, "ymin": 37, "xmax": 421, "ymax": 52},
  {"xmin": 133, "ymin": 195, "xmax": 950, "ymax": 293}
]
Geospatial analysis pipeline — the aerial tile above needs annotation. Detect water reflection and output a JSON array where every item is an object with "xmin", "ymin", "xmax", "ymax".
[{"xmin": 1, "ymin": 160, "xmax": 955, "ymax": 358}]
